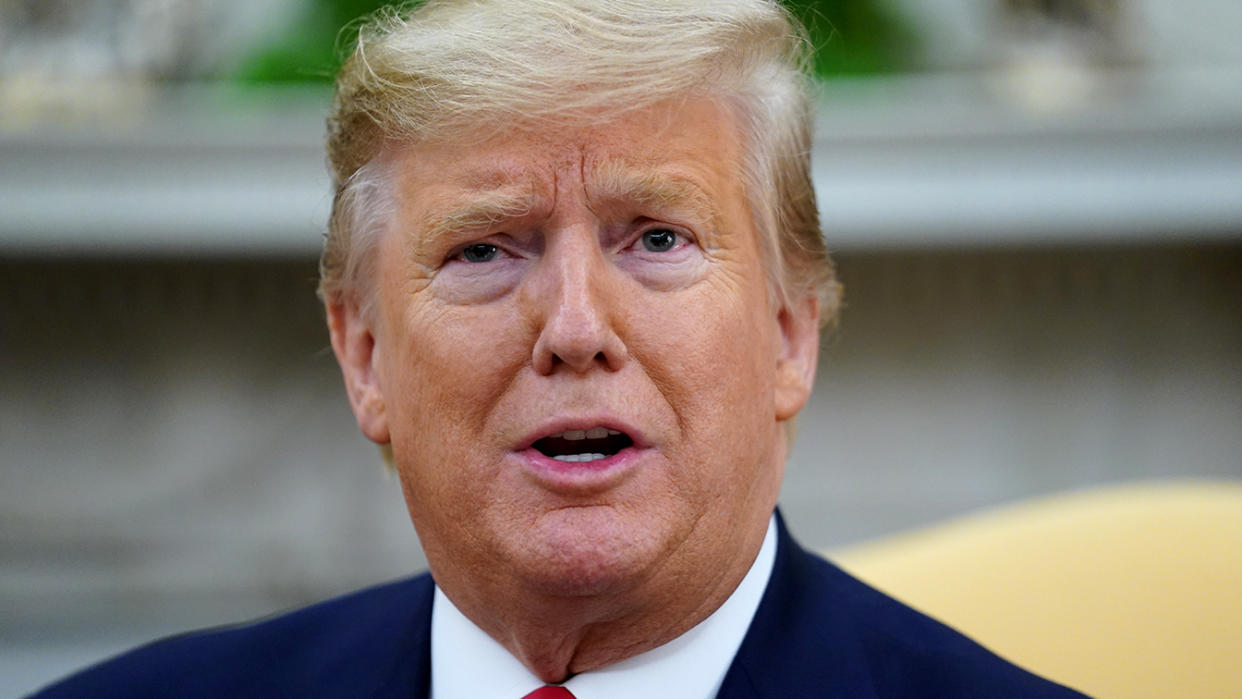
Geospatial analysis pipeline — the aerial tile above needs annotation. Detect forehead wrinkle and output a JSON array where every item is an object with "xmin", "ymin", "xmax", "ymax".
[{"xmin": 587, "ymin": 159, "xmax": 719, "ymax": 227}]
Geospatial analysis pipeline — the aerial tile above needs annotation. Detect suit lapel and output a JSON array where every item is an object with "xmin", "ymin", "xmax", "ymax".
[
  {"xmin": 716, "ymin": 511, "xmax": 877, "ymax": 698},
  {"xmin": 372, "ymin": 574, "xmax": 434, "ymax": 699}
]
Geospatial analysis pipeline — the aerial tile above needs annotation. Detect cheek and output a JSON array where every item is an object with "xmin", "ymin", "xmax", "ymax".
[
  {"xmin": 383, "ymin": 309, "xmax": 533, "ymax": 544},
  {"xmin": 630, "ymin": 279, "xmax": 779, "ymax": 446},
  {"xmin": 379, "ymin": 301, "xmax": 530, "ymax": 476}
]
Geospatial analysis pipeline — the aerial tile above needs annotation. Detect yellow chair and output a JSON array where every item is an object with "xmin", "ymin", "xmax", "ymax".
[{"xmin": 831, "ymin": 481, "xmax": 1242, "ymax": 699}]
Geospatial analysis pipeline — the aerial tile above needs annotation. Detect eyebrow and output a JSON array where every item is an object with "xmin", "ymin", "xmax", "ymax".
[
  {"xmin": 417, "ymin": 162, "xmax": 719, "ymax": 249},
  {"xmin": 589, "ymin": 160, "xmax": 719, "ymax": 226},
  {"xmin": 421, "ymin": 184, "xmax": 543, "ymax": 245}
]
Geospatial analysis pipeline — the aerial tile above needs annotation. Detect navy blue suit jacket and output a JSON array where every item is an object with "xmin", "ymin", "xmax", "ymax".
[{"xmin": 33, "ymin": 514, "xmax": 1086, "ymax": 697}]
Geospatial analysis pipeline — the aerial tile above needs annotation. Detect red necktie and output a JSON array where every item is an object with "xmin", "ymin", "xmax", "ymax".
[{"xmin": 522, "ymin": 687, "xmax": 576, "ymax": 699}]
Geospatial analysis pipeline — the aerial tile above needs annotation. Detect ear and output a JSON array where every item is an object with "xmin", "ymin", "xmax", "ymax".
[
  {"xmin": 327, "ymin": 296, "xmax": 391, "ymax": 445},
  {"xmin": 774, "ymin": 294, "xmax": 820, "ymax": 422}
]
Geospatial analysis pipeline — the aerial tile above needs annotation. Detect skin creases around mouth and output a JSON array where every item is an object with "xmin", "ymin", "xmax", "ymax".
[{"xmin": 532, "ymin": 429, "xmax": 635, "ymax": 462}]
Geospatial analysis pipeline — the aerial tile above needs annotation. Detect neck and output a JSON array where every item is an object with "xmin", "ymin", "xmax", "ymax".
[{"xmin": 437, "ymin": 517, "xmax": 770, "ymax": 683}]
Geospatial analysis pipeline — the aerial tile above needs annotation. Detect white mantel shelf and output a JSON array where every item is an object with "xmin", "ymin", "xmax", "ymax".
[{"xmin": 2, "ymin": 70, "xmax": 1241, "ymax": 257}]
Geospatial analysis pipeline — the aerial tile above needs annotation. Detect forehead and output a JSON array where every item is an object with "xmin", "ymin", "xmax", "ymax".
[{"xmin": 383, "ymin": 98, "xmax": 748, "ymax": 216}]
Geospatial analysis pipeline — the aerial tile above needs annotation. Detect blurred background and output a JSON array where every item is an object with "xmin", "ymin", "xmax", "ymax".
[{"xmin": 2, "ymin": 0, "xmax": 1240, "ymax": 694}]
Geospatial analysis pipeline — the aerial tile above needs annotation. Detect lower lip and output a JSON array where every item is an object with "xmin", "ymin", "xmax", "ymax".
[{"xmin": 517, "ymin": 446, "xmax": 644, "ymax": 492}]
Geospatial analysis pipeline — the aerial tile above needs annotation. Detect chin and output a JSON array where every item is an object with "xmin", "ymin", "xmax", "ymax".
[{"xmin": 508, "ymin": 505, "xmax": 669, "ymax": 598}]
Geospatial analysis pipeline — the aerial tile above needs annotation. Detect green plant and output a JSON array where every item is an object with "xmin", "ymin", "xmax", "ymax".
[{"xmin": 233, "ymin": 0, "xmax": 916, "ymax": 84}]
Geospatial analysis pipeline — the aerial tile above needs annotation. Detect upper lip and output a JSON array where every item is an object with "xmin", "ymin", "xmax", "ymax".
[{"xmin": 518, "ymin": 415, "xmax": 648, "ymax": 451}]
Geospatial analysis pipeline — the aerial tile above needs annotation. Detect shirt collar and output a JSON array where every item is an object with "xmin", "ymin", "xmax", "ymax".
[{"xmin": 431, "ymin": 514, "xmax": 778, "ymax": 699}]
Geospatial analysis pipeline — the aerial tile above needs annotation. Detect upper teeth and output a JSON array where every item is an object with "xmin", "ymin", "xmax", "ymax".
[
  {"xmin": 557, "ymin": 427, "xmax": 621, "ymax": 441},
  {"xmin": 552, "ymin": 453, "xmax": 608, "ymax": 463}
]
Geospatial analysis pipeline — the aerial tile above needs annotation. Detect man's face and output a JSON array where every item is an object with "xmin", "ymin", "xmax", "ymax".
[{"xmin": 331, "ymin": 98, "xmax": 819, "ymax": 604}]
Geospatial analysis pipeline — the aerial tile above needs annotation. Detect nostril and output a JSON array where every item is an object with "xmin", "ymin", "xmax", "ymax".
[{"xmin": 531, "ymin": 306, "xmax": 627, "ymax": 374}]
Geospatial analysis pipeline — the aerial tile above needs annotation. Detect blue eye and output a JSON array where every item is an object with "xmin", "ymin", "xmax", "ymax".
[
  {"xmin": 641, "ymin": 229, "xmax": 677, "ymax": 252},
  {"xmin": 460, "ymin": 243, "xmax": 499, "ymax": 263}
]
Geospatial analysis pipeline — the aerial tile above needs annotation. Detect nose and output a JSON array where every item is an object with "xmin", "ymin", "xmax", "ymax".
[{"xmin": 528, "ymin": 231, "xmax": 628, "ymax": 375}]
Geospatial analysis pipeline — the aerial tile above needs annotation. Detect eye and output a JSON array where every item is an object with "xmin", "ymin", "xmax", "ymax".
[
  {"xmin": 641, "ymin": 229, "xmax": 678, "ymax": 252},
  {"xmin": 459, "ymin": 243, "xmax": 499, "ymax": 263}
]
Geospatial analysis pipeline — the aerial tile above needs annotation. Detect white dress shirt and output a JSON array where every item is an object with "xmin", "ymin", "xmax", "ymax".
[{"xmin": 430, "ymin": 514, "xmax": 778, "ymax": 699}]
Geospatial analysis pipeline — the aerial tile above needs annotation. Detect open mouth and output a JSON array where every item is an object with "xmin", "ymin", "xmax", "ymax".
[{"xmin": 532, "ymin": 427, "xmax": 635, "ymax": 463}]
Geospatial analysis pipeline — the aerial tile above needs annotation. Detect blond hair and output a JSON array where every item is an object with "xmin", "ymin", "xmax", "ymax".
[{"xmin": 320, "ymin": 0, "xmax": 840, "ymax": 324}]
